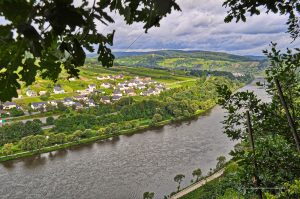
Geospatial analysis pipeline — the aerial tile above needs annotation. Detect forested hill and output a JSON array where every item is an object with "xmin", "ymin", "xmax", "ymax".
[{"xmin": 102, "ymin": 50, "xmax": 268, "ymax": 74}]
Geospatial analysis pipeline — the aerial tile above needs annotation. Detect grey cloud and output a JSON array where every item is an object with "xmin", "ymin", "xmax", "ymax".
[{"xmin": 105, "ymin": 0, "xmax": 295, "ymax": 55}]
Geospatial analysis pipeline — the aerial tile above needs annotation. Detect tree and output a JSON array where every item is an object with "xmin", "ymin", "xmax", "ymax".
[
  {"xmin": 46, "ymin": 116, "xmax": 55, "ymax": 125},
  {"xmin": 57, "ymin": 102, "xmax": 67, "ymax": 112},
  {"xmin": 174, "ymin": 174, "xmax": 185, "ymax": 191},
  {"xmin": 8, "ymin": 107, "xmax": 25, "ymax": 117},
  {"xmin": 143, "ymin": 192, "xmax": 155, "ymax": 199},
  {"xmin": 216, "ymin": 156, "xmax": 226, "ymax": 170},
  {"xmin": 151, "ymin": 113, "xmax": 163, "ymax": 124},
  {"xmin": 19, "ymin": 135, "xmax": 47, "ymax": 151},
  {"xmin": 192, "ymin": 168, "xmax": 202, "ymax": 182},
  {"xmin": 0, "ymin": 0, "xmax": 180, "ymax": 101}
]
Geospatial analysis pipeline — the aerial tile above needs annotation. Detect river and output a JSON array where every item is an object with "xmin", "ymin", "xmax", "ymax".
[{"xmin": 0, "ymin": 79, "xmax": 269, "ymax": 199}]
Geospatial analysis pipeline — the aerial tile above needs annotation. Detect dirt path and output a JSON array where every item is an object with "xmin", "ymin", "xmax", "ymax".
[{"xmin": 170, "ymin": 168, "xmax": 225, "ymax": 199}]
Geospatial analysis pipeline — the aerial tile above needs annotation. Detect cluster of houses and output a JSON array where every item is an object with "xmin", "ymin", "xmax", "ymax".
[
  {"xmin": 2, "ymin": 75, "xmax": 167, "ymax": 114},
  {"xmin": 99, "ymin": 76, "xmax": 166, "ymax": 103},
  {"xmin": 25, "ymin": 86, "xmax": 66, "ymax": 97},
  {"xmin": 97, "ymin": 74, "xmax": 124, "ymax": 81},
  {"xmin": 30, "ymin": 97, "xmax": 96, "ymax": 111},
  {"xmin": 232, "ymin": 72, "xmax": 245, "ymax": 77}
]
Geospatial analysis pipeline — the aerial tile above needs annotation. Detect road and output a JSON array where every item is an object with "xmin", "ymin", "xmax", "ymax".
[
  {"xmin": 170, "ymin": 168, "xmax": 225, "ymax": 199},
  {"xmin": 7, "ymin": 115, "xmax": 60, "ymax": 124}
]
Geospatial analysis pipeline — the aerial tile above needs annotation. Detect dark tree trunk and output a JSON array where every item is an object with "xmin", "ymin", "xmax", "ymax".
[
  {"xmin": 246, "ymin": 111, "xmax": 263, "ymax": 199},
  {"xmin": 274, "ymin": 78, "xmax": 300, "ymax": 153}
]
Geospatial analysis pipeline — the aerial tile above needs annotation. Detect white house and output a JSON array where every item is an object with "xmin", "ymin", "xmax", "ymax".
[
  {"xmin": 53, "ymin": 86, "xmax": 65, "ymax": 94},
  {"xmin": 73, "ymin": 95, "xmax": 88, "ymax": 101},
  {"xmin": 128, "ymin": 82, "xmax": 137, "ymax": 87},
  {"xmin": 63, "ymin": 98, "xmax": 75, "ymax": 106},
  {"xmin": 112, "ymin": 96, "xmax": 121, "ymax": 102},
  {"xmin": 74, "ymin": 102, "xmax": 84, "ymax": 110},
  {"xmin": 39, "ymin": 91, "xmax": 47, "ymax": 95},
  {"xmin": 125, "ymin": 89, "xmax": 136, "ymax": 96},
  {"xmin": 137, "ymin": 85, "xmax": 146, "ymax": 90},
  {"xmin": 100, "ymin": 96, "xmax": 111, "ymax": 104},
  {"xmin": 31, "ymin": 102, "xmax": 46, "ymax": 110},
  {"xmin": 88, "ymin": 84, "xmax": 96, "ymax": 92},
  {"xmin": 112, "ymin": 90, "xmax": 123, "ymax": 97},
  {"xmin": 114, "ymin": 74, "xmax": 124, "ymax": 79},
  {"xmin": 3, "ymin": 102, "xmax": 17, "ymax": 110},
  {"xmin": 97, "ymin": 76, "xmax": 108, "ymax": 80},
  {"xmin": 26, "ymin": 90, "xmax": 37, "ymax": 97},
  {"xmin": 101, "ymin": 83, "xmax": 111, "ymax": 89},
  {"xmin": 87, "ymin": 99, "xmax": 96, "ymax": 107},
  {"xmin": 48, "ymin": 100, "xmax": 60, "ymax": 107}
]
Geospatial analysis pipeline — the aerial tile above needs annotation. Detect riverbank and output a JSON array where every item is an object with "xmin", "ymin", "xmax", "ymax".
[
  {"xmin": 0, "ymin": 108, "xmax": 209, "ymax": 163},
  {"xmin": 171, "ymin": 168, "xmax": 225, "ymax": 199}
]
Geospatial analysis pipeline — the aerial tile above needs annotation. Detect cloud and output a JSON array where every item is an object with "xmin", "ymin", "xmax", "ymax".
[
  {"xmin": 1, "ymin": 0, "xmax": 296, "ymax": 55},
  {"xmin": 100, "ymin": 0, "xmax": 295, "ymax": 55}
]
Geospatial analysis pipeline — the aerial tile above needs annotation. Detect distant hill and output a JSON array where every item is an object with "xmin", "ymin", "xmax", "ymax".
[
  {"xmin": 87, "ymin": 50, "xmax": 268, "ymax": 74},
  {"xmin": 113, "ymin": 50, "xmax": 265, "ymax": 62}
]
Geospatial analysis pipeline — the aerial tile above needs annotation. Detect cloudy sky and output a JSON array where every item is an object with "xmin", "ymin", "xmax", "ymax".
[
  {"xmin": 1, "ymin": 0, "xmax": 299, "ymax": 56},
  {"xmin": 100, "ymin": 0, "xmax": 300, "ymax": 55}
]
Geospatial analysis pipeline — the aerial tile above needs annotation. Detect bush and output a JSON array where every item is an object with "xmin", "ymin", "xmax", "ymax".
[
  {"xmin": 46, "ymin": 116, "xmax": 55, "ymax": 125},
  {"xmin": 2, "ymin": 143, "xmax": 14, "ymax": 156},
  {"xmin": 9, "ymin": 108, "xmax": 24, "ymax": 117},
  {"xmin": 151, "ymin": 113, "xmax": 163, "ymax": 126}
]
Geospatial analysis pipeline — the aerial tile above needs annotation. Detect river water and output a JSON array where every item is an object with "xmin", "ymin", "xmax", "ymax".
[{"xmin": 0, "ymin": 79, "xmax": 268, "ymax": 199}]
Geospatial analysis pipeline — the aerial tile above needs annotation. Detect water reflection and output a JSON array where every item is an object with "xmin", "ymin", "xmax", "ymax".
[
  {"xmin": 23, "ymin": 155, "xmax": 47, "ymax": 169},
  {"xmin": 48, "ymin": 149, "xmax": 68, "ymax": 160}
]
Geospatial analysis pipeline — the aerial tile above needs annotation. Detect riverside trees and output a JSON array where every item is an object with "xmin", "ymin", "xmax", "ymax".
[
  {"xmin": 210, "ymin": 1, "xmax": 300, "ymax": 197},
  {"xmin": 0, "ymin": 76, "xmax": 240, "ymax": 157}
]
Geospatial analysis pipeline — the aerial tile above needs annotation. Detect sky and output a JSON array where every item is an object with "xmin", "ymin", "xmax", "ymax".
[
  {"xmin": 102, "ymin": 0, "xmax": 300, "ymax": 55},
  {"xmin": 1, "ymin": 0, "xmax": 299, "ymax": 56}
]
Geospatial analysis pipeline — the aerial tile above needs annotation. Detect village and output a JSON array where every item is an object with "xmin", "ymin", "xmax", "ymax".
[{"xmin": 0, "ymin": 75, "xmax": 166, "ymax": 116}]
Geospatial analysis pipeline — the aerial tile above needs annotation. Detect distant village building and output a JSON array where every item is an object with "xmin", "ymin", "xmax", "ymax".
[
  {"xmin": 74, "ymin": 102, "xmax": 84, "ymax": 110},
  {"xmin": 112, "ymin": 96, "xmax": 122, "ymax": 102},
  {"xmin": 137, "ymin": 84, "xmax": 146, "ymax": 90},
  {"xmin": 88, "ymin": 84, "xmax": 96, "ymax": 92},
  {"xmin": 63, "ymin": 98, "xmax": 75, "ymax": 106},
  {"xmin": 87, "ymin": 99, "xmax": 96, "ymax": 107},
  {"xmin": 74, "ymin": 95, "xmax": 88, "ymax": 101},
  {"xmin": 233, "ymin": 72, "xmax": 245, "ymax": 77},
  {"xmin": 101, "ymin": 83, "xmax": 111, "ymax": 89},
  {"xmin": 93, "ymin": 89, "xmax": 105, "ymax": 94},
  {"xmin": 68, "ymin": 77, "xmax": 76, "ymax": 81},
  {"xmin": 26, "ymin": 90, "xmax": 37, "ymax": 97},
  {"xmin": 53, "ymin": 86, "xmax": 65, "ymax": 94},
  {"xmin": 97, "ymin": 76, "xmax": 106, "ymax": 81},
  {"xmin": 128, "ymin": 81, "xmax": 137, "ymax": 87},
  {"xmin": 125, "ymin": 89, "xmax": 136, "ymax": 96},
  {"xmin": 100, "ymin": 96, "xmax": 111, "ymax": 104},
  {"xmin": 114, "ymin": 74, "xmax": 124, "ymax": 79},
  {"xmin": 112, "ymin": 90, "xmax": 123, "ymax": 97},
  {"xmin": 39, "ymin": 91, "xmax": 47, "ymax": 96},
  {"xmin": 31, "ymin": 102, "xmax": 46, "ymax": 110},
  {"xmin": 76, "ymin": 89, "xmax": 90, "ymax": 95},
  {"xmin": 3, "ymin": 102, "xmax": 17, "ymax": 110},
  {"xmin": 48, "ymin": 100, "xmax": 60, "ymax": 107}
]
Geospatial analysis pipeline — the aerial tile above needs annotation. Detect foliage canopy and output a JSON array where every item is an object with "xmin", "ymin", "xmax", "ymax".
[{"xmin": 0, "ymin": 0, "xmax": 180, "ymax": 101}]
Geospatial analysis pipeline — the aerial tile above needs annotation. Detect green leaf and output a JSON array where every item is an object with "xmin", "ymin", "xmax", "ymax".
[{"xmin": 19, "ymin": 58, "xmax": 38, "ymax": 86}]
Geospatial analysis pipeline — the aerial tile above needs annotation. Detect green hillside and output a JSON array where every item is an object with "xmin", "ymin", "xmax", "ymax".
[{"xmin": 102, "ymin": 50, "xmax": 268, "ymax": 74}]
